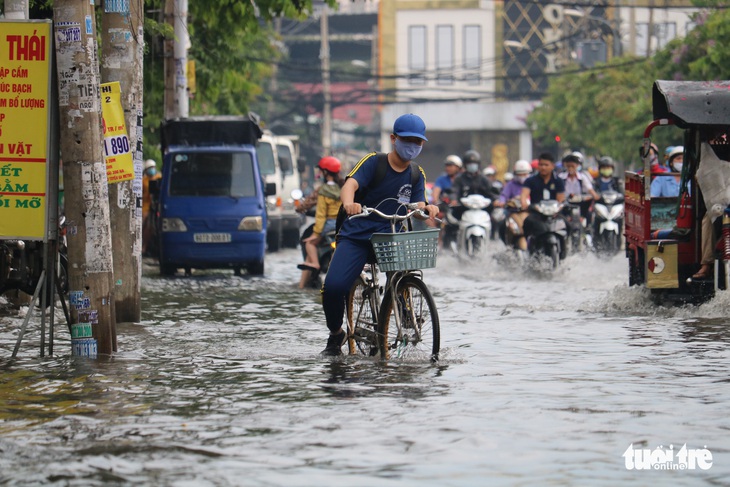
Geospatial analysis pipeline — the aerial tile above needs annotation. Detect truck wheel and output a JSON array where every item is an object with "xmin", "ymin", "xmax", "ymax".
[
  {"xmin": 267, "ymin": 227, "xmax": 281, "ymax": 252},
  {"xmin": 629, "ymin": 248, "xmax": 645, "ymax": 286},
  {"xmin": 160, "ymin": 264, "xmax": 176, "ymax": 276},
  {"xmin": 283, "ymin": 228, "xmax": 300, "ymax": 248},
  {"xmin": 249, "ymin": 260, "xmax": 265, "ymax": 276}
]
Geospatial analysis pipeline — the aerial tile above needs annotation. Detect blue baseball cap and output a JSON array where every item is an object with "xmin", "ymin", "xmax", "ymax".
[{"xmin": 393, "ymin": 113, "xmax": 428, "ymax": 141}]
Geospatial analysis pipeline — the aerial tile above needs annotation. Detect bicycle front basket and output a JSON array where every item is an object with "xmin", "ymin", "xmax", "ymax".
[{"xmin": 370, "ymin": 228, "xmax": 440, "ymax": 272}]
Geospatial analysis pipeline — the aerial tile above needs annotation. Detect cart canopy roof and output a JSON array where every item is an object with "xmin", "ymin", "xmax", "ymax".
[{"xmin": 653, "ymin": 80, "xmax": 730, "ymax": 128}]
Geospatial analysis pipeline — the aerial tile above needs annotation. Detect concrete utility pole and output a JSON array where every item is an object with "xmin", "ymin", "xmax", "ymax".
[
  {"xmin": 320, "ymin": 5, "xmax": 332, "ymax": 156},
  {"xmin": 3, "ymin": 0, "xmax": 28, "ymax": 19},
  {"xmin": 53, "ymin": 0, "xmax": 117, "ymax": 355},
  {"xmin": 101, "ymin": 0, "xmax": 144, "ymax": 325},
  {"xmin": 164, "ymin": 0, "xmax": 189, "ymax": 119}
]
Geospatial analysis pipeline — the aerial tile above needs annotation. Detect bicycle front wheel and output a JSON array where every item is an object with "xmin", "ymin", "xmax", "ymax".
[
  {"xmin": 378, "ymin": 275, "xmax": 440, "ymax": 361},
  {"xmin": 346, "ymin": 276, "xmax": 379, "ymax": 356}
]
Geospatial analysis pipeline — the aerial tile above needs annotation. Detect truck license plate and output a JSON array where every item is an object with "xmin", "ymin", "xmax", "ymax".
[{"xmin": 194, "ymin": 233, "xmax": 231, "ymax": 243}]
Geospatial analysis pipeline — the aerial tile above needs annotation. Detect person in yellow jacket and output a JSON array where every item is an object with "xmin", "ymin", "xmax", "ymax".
[
  {"xmin": 299, "ymin": 156, "xmax": 344, "ymax": 287},
  {"xmin": 142, "ymin": 159, "xmax": 162, "ymax": 256}
]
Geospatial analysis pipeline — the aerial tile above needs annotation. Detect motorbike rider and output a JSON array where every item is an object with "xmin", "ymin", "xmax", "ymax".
[
  {"xmin": 520, "ymin": 152, "xmax": 566, "ymax": 240},
  {"xmin": 595, "ymin": 156, "xmax": 622, "ymax": 193},
  {"xmin": 431, "ymin": 155, "xmax": 462, "ymax": 205},
  {"xmin": 432, "ymin": 155, "xmax": 463, "ymax": 248},
  {"xmin": 142, "ymin": 159, "xmax": 162, "ymax": 256},
  {"xmin": 650, "ymin": 145, "xmax": 684, "ymax": 198},
  {"xmin": 495, "ymin": 159, "xmax": 532, "ymax": 250},
  {"xmin": 298, "ymin": 156, "xmax": 344, "ymax": 288},
  {"xmin": 483, "ymin": 165, "xmax": 503, "ymax": 201},
  {"xmin": 559, "ymin": 153, "xmax": 599, "ymax": 225},
  {"xmin": 450, "ymin": 149, "xmax": 494, "ymax": 221}
]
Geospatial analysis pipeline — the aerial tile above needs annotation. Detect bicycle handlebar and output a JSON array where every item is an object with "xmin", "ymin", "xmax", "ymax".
[{"xmin": 349, "ymin": 205, "xmax": 442, "ymax": 224}]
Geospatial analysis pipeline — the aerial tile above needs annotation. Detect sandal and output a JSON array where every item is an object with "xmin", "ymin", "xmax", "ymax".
[{"xmin": 297, "ymin": 263, "xmax": 319, "ymax": 272}]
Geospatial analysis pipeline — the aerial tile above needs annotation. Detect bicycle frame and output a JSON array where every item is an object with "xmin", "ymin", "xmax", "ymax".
[{"xmin": 347, "ymin": 204, "xmax": 438, "ymax": 358}]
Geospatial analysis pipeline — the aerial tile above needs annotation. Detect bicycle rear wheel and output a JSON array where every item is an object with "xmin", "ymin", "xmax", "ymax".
[
  {"xmin": 346, "ymin": 276, "xmax": 379, "ymax": 356},
  {"xmin": 378, "ymin": 275, "xmax": 440, "ymax": 361}
]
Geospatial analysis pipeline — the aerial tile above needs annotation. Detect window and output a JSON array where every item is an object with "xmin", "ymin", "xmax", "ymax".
[
  {"xmin": 636, "ymin": 22, "xmax": 677, "ymax": 56},
  {"xmin": 463, "ymin": 25, "xmax": 481, "ymax": 85},
  {"xmin": 170, "ymin": 152, "xmax": 257, "ymax": 198},
  {"xmin": 255, "ymin": 141, "xmax": 276, "ymax": 175},
  {"xmin": 436, "ymin": 25, "xmax": 454, "ymax": 85},
  {"xmin": 408, "ymin": 25, "xmax": 427, "ymax": 85}
]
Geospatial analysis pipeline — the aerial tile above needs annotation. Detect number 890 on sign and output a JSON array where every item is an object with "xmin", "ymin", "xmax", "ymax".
[{"xmin": 103, "ymin": 135, "xmax": 130, "ymax": 157}]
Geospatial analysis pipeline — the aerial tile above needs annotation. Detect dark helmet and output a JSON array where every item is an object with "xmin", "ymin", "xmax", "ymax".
[
  {"xmin": 462, "ymin": 149, "xmax": 481, "ymax": 166},
  {"xmin": 598, "ymin": 156, "xmax": 615, "ymax": 168}
]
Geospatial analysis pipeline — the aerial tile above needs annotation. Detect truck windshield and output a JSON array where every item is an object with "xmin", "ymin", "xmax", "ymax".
[
  {"xmin": 255, "ymin": 142, "xmax": 276, "ymax": 175},
  {"xmin": 169, "ymin": 152, "xmax": 257, "ymax": 197}
]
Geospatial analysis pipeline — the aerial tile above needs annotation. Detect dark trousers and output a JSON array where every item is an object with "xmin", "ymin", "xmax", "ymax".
[{"xmin": 322, "ymin": 237, "xmax": 373, "ymax": 333}]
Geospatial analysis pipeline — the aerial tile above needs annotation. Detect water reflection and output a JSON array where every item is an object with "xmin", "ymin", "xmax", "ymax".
[{"xmin": 0, "ymin": 248, "xmax": 728, "ymax": 485}]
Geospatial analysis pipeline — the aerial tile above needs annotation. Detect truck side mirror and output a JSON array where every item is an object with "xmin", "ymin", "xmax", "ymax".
[
  {"xmin": 265, "ymin": 182, "xmax": 277, "ymax": 196},
  {"xmin": 297, "ymin": 159, "xmax": 306, "ymax": 173}
]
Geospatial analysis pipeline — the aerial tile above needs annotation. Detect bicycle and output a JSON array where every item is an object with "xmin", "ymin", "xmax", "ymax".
[{"xmin": 345, "ymin": 205, "xmax": 441, "ymax": 362}]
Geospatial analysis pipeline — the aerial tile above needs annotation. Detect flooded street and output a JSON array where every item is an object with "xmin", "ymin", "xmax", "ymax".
[{"xmin": 1, "ymin": 244, "xmax": 729, "ymax": 486}]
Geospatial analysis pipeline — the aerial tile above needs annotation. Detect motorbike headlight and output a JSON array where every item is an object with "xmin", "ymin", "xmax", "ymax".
[
  {"xmin": 594, "ymin": 204, "xmax": 609, "ymax": 219},
  {"xmin": 537, "ymin": 200, "xmax": 560, "ymax": 216},
  {"xmin": 609, "ymin": 204, "xmax": 624, "ymax": 220},
  {"xmin": 602, "ymin": 192, "xmax": 618, "ymax": 205}
]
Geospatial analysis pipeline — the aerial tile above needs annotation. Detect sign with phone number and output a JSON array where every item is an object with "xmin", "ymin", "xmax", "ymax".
[{"xmin": 100, "ymin": 81, "xmax": 134, "ymax": 183}]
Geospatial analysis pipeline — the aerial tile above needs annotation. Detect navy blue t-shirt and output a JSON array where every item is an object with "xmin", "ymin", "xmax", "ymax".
[
  {"xmin": 523, "ymin": 172, "xmax": 565, "ymax": 204},
  {"xmin": 339, "ymin": 153, "xmax": 427, "ymax": 241}
]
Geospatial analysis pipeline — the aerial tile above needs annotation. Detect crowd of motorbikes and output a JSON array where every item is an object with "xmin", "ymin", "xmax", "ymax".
[
  {"xmin": 436, "ymin": 185, "xmax": 624, "ymax": 271},
  {"xmin": 294, "ymin": 166, "xmax": 625, "ymax": 284}
]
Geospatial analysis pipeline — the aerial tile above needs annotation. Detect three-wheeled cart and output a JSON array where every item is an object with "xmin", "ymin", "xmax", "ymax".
[{"xmin": 625, "ymin": 80, "xmax": 730, "ymax": 303}]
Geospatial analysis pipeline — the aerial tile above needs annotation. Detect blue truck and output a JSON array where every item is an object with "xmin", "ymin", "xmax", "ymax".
[{"xmin": 157, "ymin": 115, "xmax": 273, "ymax": 276}]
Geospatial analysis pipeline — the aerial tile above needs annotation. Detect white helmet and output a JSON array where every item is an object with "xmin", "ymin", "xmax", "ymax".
[
  {"xmin": 503, "ymin": 172, "xmax": 514, "ymax": 182},
  {"xmin": 514, "ymin": 159, "xmax": 531, "ymax": 175},
  {"xmin": 483, "ymin": 166, "xmax": 496, "ymax": 176},
  {"xmin": 668, "ymin": 145, "xmax": 684, "ymax": 161},
  {"xmin": 144, "ymin": 159, "xmax": 157, "ymax": 170},
  {"xmin": 444, "ymin": 154, "xmax": 463, "ymax": 168},
  {"xmin": 571, "ymin": 151, "xmax": 585, "ymax": 164}
]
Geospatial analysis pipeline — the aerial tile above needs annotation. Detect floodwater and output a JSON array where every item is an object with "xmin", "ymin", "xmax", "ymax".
[{"xmin": 1, "ymin": 242, "xmax": 729, "ymax": 486}]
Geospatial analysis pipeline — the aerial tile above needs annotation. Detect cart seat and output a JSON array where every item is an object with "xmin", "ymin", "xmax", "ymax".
[{"xmin": 650, "ymin": 227, "xmax": 691, "ymax": 241}]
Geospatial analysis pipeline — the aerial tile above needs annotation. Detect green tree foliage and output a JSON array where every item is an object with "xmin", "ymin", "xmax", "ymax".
[
  {"xmin": 143, "ymin": 0, "xmax": 335, "ymax": 161},
  {"xmin": 527, "ymin": 58, "xmax": 658, "ymax": 166},
  {"xmin": 654, "ymin": 4, "xmax": 730, "ymax": 81},
  {"xmin": 527, "ymin": 5, "xmax": 730, "ymax": 168}
]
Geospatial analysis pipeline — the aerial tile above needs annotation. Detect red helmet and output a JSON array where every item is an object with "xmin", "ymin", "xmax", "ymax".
[{"xmin": 318, "ymin": 156, "xmax": 341, "ymax": 173}]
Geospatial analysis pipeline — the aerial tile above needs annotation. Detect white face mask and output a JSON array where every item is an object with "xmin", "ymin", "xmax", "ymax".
[
  {"xmin": 672, "ymin": 163, "xmax": 683, "ymax": 173},
  {"xmin": 514, "ymin": 175, "xmax": 528, "ymax": 184}
]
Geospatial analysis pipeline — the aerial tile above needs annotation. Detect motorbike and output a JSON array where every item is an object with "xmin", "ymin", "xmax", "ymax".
[
  {"xmin": 445, "ymin": 194, "xmax": 492, "ymax": 258},
  {"xmin": 298, "ymin": 224, "xmax": 336, "ymax": 289},
  {"xmin": 562, "ymin": 198, "xmax": 588, "ymax": 254},
  {"xmin": 526, "ymin": 199, "xmax": 568, "ymax": 269},
  {"xmin": 291, "ymin": 189, "xmax": 337, "ymax": 289},
  {"xmin": 1, "ymin": 216, "xmax": 68, "ymax": 303},
  {"xmin": 592, "ymin": 190, "xmax": 624, "ymax": 254}
]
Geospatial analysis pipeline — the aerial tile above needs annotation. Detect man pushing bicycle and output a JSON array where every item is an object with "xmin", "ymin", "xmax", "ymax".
[{"xmin": 320, "ymin": 114, "xmax": 439, "ymax": 356}]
